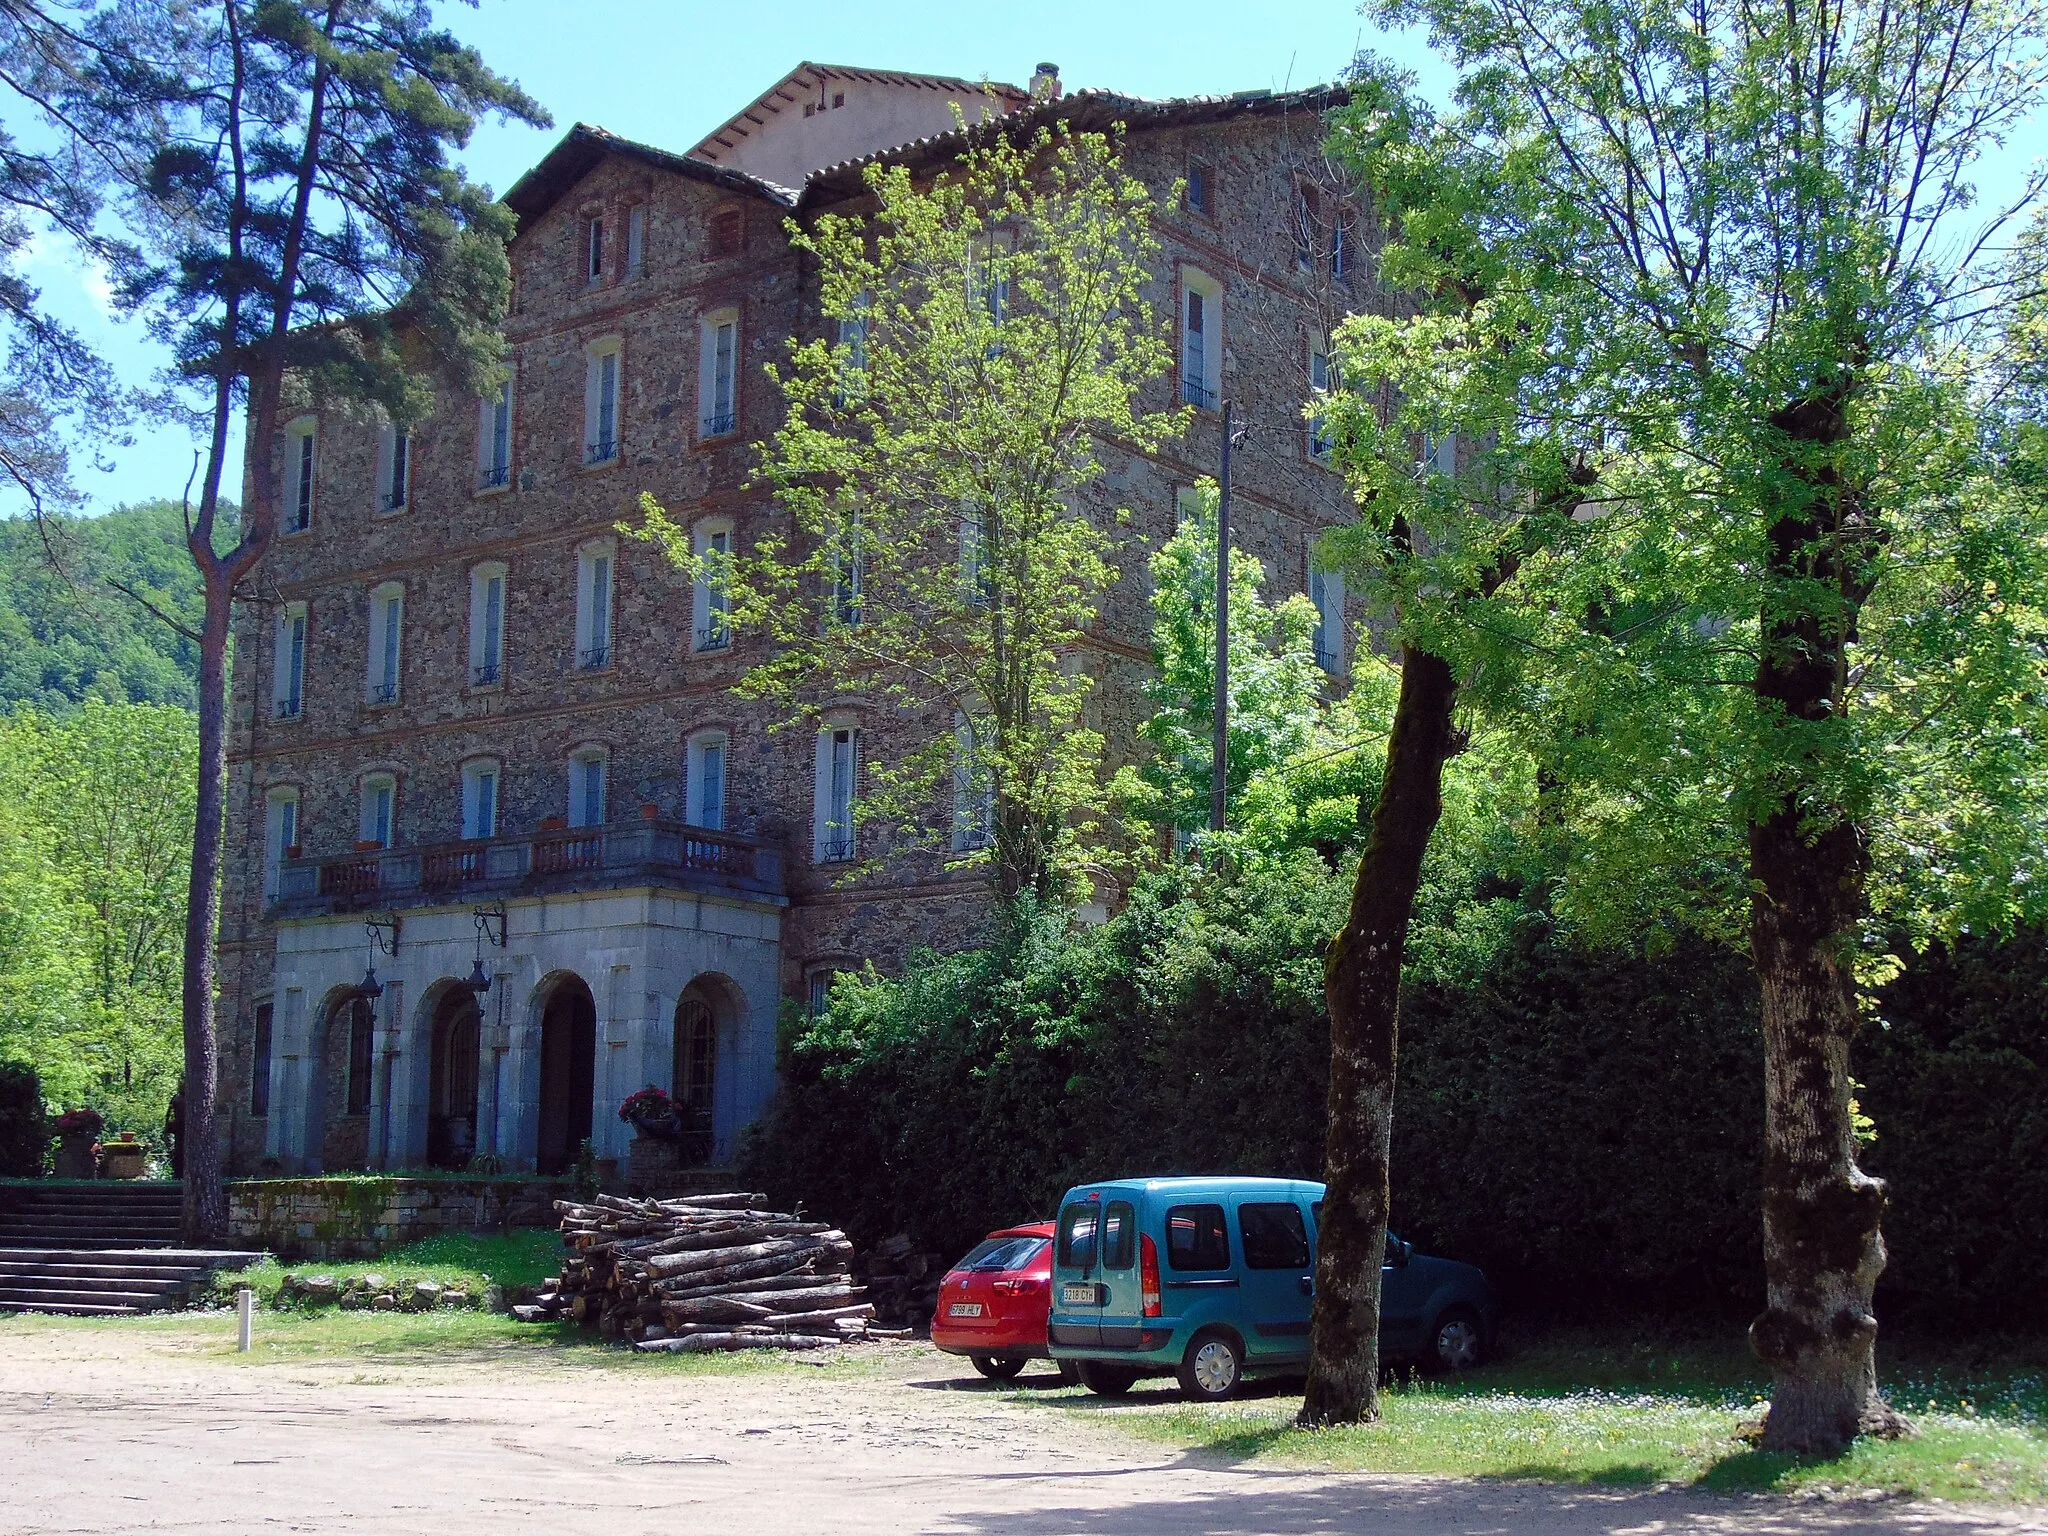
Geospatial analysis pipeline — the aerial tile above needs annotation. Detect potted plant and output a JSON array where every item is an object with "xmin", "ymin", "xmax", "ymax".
[
  {"xmin": 618, "ymin": 1085, "xmax": 679, "ymax": 1140},
  {"xmin": 53, "ymin": 1108, "xmax": 102, "ymax": 1179}
]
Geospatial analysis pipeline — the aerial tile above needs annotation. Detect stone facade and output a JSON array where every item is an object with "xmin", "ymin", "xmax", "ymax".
[
  {"xmin": 226, "ymin": 1176, "xmax": 564, "ymax": 1260},
  {"xmin": 215, "ymin": 71, "xmax": 1379, "ymax": 1177}
]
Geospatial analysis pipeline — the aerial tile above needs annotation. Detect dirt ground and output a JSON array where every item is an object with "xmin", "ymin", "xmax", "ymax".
[{"xmin": 2, "ymin": 1320, "xmax": 2044, "ymax": 1536}]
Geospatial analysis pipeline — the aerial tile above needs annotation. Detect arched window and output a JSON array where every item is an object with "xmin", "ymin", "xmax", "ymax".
[
  {"xmin": 674, "ymin": 997, "xmax": 714, "ymax": 1116},
  {"xmin": 344, "ymin": 997, "xmax": 373, "ymax": 1116}
]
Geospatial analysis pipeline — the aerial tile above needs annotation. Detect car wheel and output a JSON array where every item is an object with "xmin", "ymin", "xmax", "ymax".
[
  {"xmin": 1177, "ymin": 1330, "xmax": 1243, "ymax": 1402},
  {"xmin": 1076, "ymin": 1361, "xmax": 1138, "ymax": 1397},
  {"xmin": 1428, "ymin": 1307, "xmax": 1485, "ymax": 1372},
  {"xmin": 970, "ymin": 1355, "xmax": 1026, "ymax": 1381}
]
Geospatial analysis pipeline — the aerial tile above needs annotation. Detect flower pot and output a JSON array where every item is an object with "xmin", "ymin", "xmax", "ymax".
[
  {"xmin": 354, "ymin": 839, "xmax": 383, "ymax": 853},
  {"xmin": 640, "ymin": 803, "xmax": 660, "ymax": 820},
  {"xmin": 539, "ymin": 815, "xmax": 567, "ymax": 832}
]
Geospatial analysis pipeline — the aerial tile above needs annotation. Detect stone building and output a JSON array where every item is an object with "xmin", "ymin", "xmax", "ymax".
[{"xmin": 215, "ymin": 62, "xmax": 1373, "ymax": 1177}]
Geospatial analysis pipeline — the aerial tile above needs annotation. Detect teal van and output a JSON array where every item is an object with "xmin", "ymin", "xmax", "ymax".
[{"xmin": 1046, "ymin": 1176, "xmax": 1494, "ymax": 1400}]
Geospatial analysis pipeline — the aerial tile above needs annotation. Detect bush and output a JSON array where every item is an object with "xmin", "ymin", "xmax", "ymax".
[
  {"xmin": 0, "ymin": 1060, "xmax": 46, "ymax": 1175},
  {"xmin": 740, "ymin": 867, "xmax": 2046, "ymax": 1330}
]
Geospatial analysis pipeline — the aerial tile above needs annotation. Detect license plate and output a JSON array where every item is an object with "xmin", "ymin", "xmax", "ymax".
[
  {"xmin": 947, "ymin": 1303, "xmax": 983, "ymax": 1318},
  {"xmin": 1061, "ymin": 1283, "xmax": 1099, "ymax": 1307}
]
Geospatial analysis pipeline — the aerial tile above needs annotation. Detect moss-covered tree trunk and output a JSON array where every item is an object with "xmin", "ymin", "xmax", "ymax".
[
  {"xmin": 1746, "ymin": 389, "xmax": 1909, "ymax": 1455},
  {"xmin": 1299, "ymin": 643, "xmax": 1459, "ymax": 1427}
]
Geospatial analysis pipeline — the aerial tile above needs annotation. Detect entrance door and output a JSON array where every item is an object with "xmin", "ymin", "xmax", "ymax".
[
  {"xmin": 536, "ymin": 979, "xmax": 595, "ymax": 1175},
  {"xmin": 428, "ymin": 988, "xmax": 481, "ymax": 1169},
  {"xmin": 672, "ymin": 995, "xmax": 715, "ymax": 1165}
]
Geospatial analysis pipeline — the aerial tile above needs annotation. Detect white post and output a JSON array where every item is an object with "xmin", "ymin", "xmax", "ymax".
[{"xmin": 237, "ymin": 1286, "xmax": 255, "ymax": 1352}]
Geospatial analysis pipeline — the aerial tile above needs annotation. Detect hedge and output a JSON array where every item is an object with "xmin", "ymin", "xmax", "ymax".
[{"xmin": 740, "ymin": 866, "xmax": 2045, "ymax": 1330}]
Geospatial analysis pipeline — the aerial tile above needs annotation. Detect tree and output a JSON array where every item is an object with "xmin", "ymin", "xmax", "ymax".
[
  {"xmin": 83, "ymin": 0, "xmax": 545, "ymax": 1241},
  {"xmin": 1320, "ymin": 0, "xmax": 2048, "ymax": 1452},
  {"xmin": 1115, "ymin": 477, "xmax": 1326, "ymax": 838},
  {"xmin": 641, "ymin": 119, "xmax": 1182, "ymax": 904}
]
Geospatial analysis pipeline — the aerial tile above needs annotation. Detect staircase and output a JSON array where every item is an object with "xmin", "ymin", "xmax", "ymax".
[{"xmin": 0, "ymin": 1183, "xmax": 255, "ymax": 1316}]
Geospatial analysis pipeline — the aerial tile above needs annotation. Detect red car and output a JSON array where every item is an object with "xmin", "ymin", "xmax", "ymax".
[{"xmin": 929, "ymin": 1221, "xmax": 1070, "ymax": 1380}]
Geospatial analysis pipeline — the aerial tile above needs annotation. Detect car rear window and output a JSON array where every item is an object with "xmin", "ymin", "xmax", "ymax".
[
  {"xmin": 1056, "ymin": 1203, "xmax": 1098, "ymax": 1269},
  {"xmin": 959, "ymin": 1236, "xmax": 1047, "ymax": 1273},
  {"xmin": 1165, "ymin": 1203, "xmax": 1230, "ymax": 1271},
  {"xmin": 1102, "ymin": 1201, "xmax": 1135, "ymax": 1270},
  {"xmin": 1239, "ymin": 1202, "xmax": 1310, "ymax": 1269}
]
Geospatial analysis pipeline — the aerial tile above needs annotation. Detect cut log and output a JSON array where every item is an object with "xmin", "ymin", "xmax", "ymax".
[
  {"xmin": 644, "ymin": 1233, "xmax": 850, "ymax": 1278},
  {"xmin": 633, "ymin": 1331, "xmax": 837, "ymax": 1353}
]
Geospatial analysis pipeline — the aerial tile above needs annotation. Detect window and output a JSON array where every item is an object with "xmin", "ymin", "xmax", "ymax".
[
  {"xmin": 1101, "ymin": 1200, "xmax": 1136, "ymax": 1270},
  {"xmin": 576, "ymin": 542, "xmax": 613, "ymax": 670},
  {"xmin": 250, "ymin": 1001, "xmax": 273, "ymax": 1117},
  {"xmin": 1310, "ymin": 564, "xmax": 1344, "ymax": 673},
  {"xmin": 375, "ymin": 421, "xmax": 409, "ymax": 513},
  {"xmin": 626, "ymin": 204, "xmax": 646, "ymax": 279},
  {"xmin": 263, "ymin": 788, "xmax": 299, "ymax": 901},
  {"xmin": 814, "ymin": 726, "xmax": 857, "ymax": 862},
  {"xmin": 273, "ymin": 603, "xmax": 306, "ymax": 720},
  {"xmin": 365, "ymin": 582, "xmax": 404, "ymax": 705},
  {"xmin": 1293, "ymin": 182, "xmax": 1320, "ymax": 268},
  {"xmin": 1331, "ymin": 204, "xmax": 1353, "ymax": 281},
  {"xmin": 1165, "ymin": 1203, "xmax": 1231, "ymax": 1271},
  {"xmin": 693, "ymin": 520, "xmax": 732, "ymax": 651},
  {"xmin": 284, "ymin": 419, "xmax": 316, "ymax": 532},
  {"xmin": 699, "ymin": 310, "xmax": 738, "ymax": 437},
  {"xmin": 707, "ymin": 206, "xmax": 743, "ymax": 259},
  {"xmin": 959, "ymin": 508, "xmax": 991, "ymax": 607},
  {"xmin": 686, "ymin": 731, "xmax": 726, "ymax": 831},
  {"xmin": 1180, "ymin": 271, "xmax": 1221, "ymax": 410},
  {"xmin": 585, "ymin": 339, "xmax": 621, "ymax": 464},
  {"xmin": 478, "ymin": 374, "xmax": 513, "ymax": 490},
  {"xmin": 584, "ymin": 214, "xmax": 604, "ymax": 283},
  {"xmin": 1239, "ymin": 1202, "xmax": 1311, "ymax": 1269},
  {"xmin": 1056, "ymin": 1203, "xmax": 1099, "ymax": 1269},
  {"xmin": 359, "ymin": 773, "xmax": 396, "ymax": 848},
  {"xmin": 468, "ymin": 562, "xmax": 507, "ymax": 687},
  {"xmin": 807, "ymin": 968, "xmax": 842, "ymax": 1016},
  {"xmin": 1186, "ymin": 160, "xmax": 1213, "ymax": 215},
  {"xmin": 1309, "ymin": 342, "xmax": 1335, "ymax": 464},
  {"xmin": 1423, "ymin": 429, "xmax": 1458, "ymax": 478},
  {"xmin": 569, "ymin": 749, "xmax": 607, "ymax": 828},
  {"xmin": 834, "ymin": 296, "xmax": 870, "ymax": 405},
  {"xmin": 344, "ymin": 998, "xmax": 373, "ymax": 1116},
  {"xmin": 461, "ymin": 760, "xmax": 499, "ymax": 840},
  {"xmin": 828, "ymin": 514, "xmax": 863, "ymax": 627},
  {"xmin": 952, "ymin": 713, "xmax": 993, "ymax": 852}
]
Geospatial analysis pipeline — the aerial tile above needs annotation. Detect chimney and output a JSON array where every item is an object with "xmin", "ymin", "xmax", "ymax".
[{"xmin": 1031, "ymin": 62, "xmax": 1062, "ymax": 102}]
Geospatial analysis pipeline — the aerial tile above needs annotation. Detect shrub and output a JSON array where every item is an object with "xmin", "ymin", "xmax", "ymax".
[{"xmin": 0, "ymin": 1061, "xmax": 45, "ymax": 1175}]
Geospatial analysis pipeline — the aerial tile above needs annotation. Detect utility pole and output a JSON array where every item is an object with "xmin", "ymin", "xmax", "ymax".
[{"xmin": 1210, "ymin": 399, "xmax": 1233, "ymax": 835}]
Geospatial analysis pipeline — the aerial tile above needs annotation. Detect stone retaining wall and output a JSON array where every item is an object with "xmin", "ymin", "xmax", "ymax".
[{"xmin": 226, "ymin": 1177, "xmax": 568, "ymax": 1260}]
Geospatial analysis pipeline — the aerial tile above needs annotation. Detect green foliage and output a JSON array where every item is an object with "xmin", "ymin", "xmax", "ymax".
[
  {"xmin": 640, "ymin": 118, "xmax": 1183, "ymax": 902},
  {"xmin": 1115, "ymin": 479, "xmax": 1326, "ymax": 835},
  {"xmin": 0, "ymin": 501, "xmax": 229, "ymax": 711},
  {"xmin": 742, "ymin": 858, "xmax": 2045, "ymax": 1326},
  {"xmin": 0, "ymin": 701, "xmax": 195, "ymax": 1134},
  {"xmin": 0, "ymin": 1059, "xmax": 44, "ymax": 1175}
]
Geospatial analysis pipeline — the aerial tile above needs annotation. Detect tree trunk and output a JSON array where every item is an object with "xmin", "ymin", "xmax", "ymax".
[
  {"xmin": 1746, "ymin": 388, "xmax": 1907, "ymax": 1455},
  {"xmin": 1299, "ymin": 643, "xmax": 1459, "ymax": 1428},
  {"xmin": 179, "ymin": 567, "xmax": 233, "ymax": 1246}
]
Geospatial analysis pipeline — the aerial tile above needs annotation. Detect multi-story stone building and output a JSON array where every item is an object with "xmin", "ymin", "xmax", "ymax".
[{"xmin": 216, "ymin": 62, "xmax": 1370, "ymax": 1177}]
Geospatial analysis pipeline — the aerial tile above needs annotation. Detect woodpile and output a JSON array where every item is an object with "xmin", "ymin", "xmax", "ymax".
[
  {"xmin": 513, "ymin": 1192, "xmax": 884, "ymax": 1353},
  {"xmin": 854, "ymin": 1232, "xmax": 949, "ymax": 1328}
]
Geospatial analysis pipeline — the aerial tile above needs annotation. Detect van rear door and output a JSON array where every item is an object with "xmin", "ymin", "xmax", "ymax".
[
  {"xmin": 1094, "ymin": 1198, "xmax": 1142, "ymax": 1346},
  {"xmin": 1052, "ymin": 1199, "xmax": 1102, "ymax": 1345}
]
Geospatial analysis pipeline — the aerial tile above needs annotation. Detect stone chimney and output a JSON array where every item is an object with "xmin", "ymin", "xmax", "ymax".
[{"xmin": 1031, "ymin": 62, "xmax": 1062, "ymax": 102}]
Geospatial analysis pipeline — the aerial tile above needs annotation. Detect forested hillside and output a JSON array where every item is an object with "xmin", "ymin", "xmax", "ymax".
[{"xmin": 0, "ymin": 501, "xmax": 229, "ymax": 711}]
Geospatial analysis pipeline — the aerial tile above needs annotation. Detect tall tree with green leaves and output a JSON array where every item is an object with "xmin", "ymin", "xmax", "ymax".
[
  {"xmin": 641, "ymin": 121, "xmax": 1182, "ymax": 904},
  {"xmin": 83, "ymin": 0, "xmax": 545, "ymax": 1241},
  {"xmin": 1311, "ymin": 0, "xmax": 2048, "ymax": 1451}
]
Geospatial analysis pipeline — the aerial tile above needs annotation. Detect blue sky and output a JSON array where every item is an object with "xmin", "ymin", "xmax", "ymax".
[
  {"xmin": 22, "ymin": 0, "xmax": 2038, "ymax": 517},
  {"xmin": 41, "ymin": 0, "xmax": 1424, "ymax": 515}
]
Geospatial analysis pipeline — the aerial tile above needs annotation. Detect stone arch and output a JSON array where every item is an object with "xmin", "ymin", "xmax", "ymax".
[
  {"xmin": 420, "ymin": 979, "xmax": 484, "ymax": 1169},
  {"xmin": 305, "ymin": 984, "xmax": 373, "ymax": 1174},
  {"xmin": 534, "ymin": 970, "xmax": 596, "ymax": 1176},
  {"xmin": 674, "ymin": 972, "xmax": 746, "ymax": 1167}
]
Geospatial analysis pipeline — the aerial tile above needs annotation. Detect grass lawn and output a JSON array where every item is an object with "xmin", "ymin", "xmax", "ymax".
[
  {"xmin": 1011, "ymin": 1327, "xmax": 2048, "ymax": 1505},
  {"xmin": 201, "ymin": 1228, "xmax": 569, "ymax": 1309}
]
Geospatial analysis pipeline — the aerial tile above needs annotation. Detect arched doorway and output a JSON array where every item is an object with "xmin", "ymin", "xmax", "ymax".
[
  {"xmin": 672, "ymin": 990, "xmax": 717, "ymax": 1166},
  {"xmin": 535, "ymin": 974, "xmax": 595, "ymax": 1176},
  {"xmin": 427, "ymin": 985, "xmax": 482, "ymax": 1169},
  {"xmin": 309, "ymin": 991, "xmax": 373, "ymax": 1172}
]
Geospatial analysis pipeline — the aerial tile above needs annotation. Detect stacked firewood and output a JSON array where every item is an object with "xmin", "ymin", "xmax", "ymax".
[{"xmin": 513, "ymin": 1192, "xmax": 881, "ymax": 1353}]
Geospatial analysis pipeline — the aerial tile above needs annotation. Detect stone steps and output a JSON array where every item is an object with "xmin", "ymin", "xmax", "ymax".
[{"xmin": 0, "ymin": 1183, "xmax": 256, "ymax": 1315}]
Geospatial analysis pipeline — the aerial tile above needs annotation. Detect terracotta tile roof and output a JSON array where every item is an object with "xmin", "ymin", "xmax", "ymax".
[
  {"xmin": 687, "ymin": 61, "xmax": 1030, "ymax": 165},
  {"xmin": 503, "ymin": 123, "xmax": 799, "ymax": 233}
]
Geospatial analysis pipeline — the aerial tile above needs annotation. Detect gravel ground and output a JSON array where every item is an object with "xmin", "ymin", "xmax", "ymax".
[{"xmin": 1, "ymin": 1320, "xmax": 2043, "ymax": 1535}]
